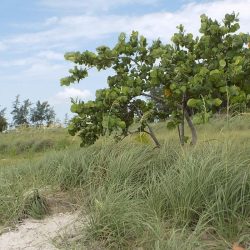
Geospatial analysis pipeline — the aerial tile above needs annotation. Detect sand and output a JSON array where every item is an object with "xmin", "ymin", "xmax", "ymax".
[{"xmin": 0, "ymin": 212, "xmax": 80, "ymax": 250}]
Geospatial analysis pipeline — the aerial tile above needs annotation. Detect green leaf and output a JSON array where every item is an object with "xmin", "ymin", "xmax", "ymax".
[
  {"xmin": 180, "ymin": 86, "xmax": 187, "ymax": 92},
  {"xmin": 219, "ymin": 59, "xmax": 226, "ymax": 68},
  {"xmin": 64, "ymin": 52, "xmax": 75, "ymax": 61},
  {"xmin": 234, "ymin": 56, "xmax": 243, "ymax": 65},
  {"xmin": 117, "ymin": 96, "xmax": 128, "ymax": 103},
  {"xmin": 187, "ymin": 98, "xmax": 202, "ymax": 108},
  {"xmin": 219, "ymin": 86, "xmax": 228, "ymax": 93},
  {"xmin": 210, "ymin": 69, "xmax": 221, "ymax": 76},
  {"xmin": 229, "ymin": 85, "xmax": 240, "ymax": 96},
  {"xmin": 118, "ymin": 121, "xmax": 126, "ymax": 129},
  {"xmin": 70, "ymin": 104, "xmax": 79, "ymax": 113},
  {"xmin": 209, "ymin": 69, "xmax": 223, "ymax": 82},
  {"xmin": 150, "ymin": 69, "xmax": 158, "ymax": 78},
  {"xmin": 213, "ymin": 98, "xmax": 222, "ymax": 107},
  {"xmin": 167, "ymin": 121, "xmax": 177, "ymax": 130}
]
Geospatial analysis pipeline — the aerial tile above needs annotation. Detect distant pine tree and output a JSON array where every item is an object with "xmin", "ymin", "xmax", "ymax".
[
  {"xmin": 0, "ymin": 107, "xmax": 8, "ymax": 132},
  {"xmin": 11, "ymin": 95, "xmax": 31, "ymax": 126},
  {"xmin": 30, "ymin": 101, "xmax": 55, "ymax": 126}
]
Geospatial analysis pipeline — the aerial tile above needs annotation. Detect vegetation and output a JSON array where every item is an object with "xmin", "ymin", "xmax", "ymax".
[
  {"xmin": 0, "ymin": 127, "xmax": 75, "ymax": 165},
  {"xmin": 7, "ymin": 95, "xmax": 56, "ymax": 128},
  {"xmin": 61, "ymin": 13, "xmax": 250, "ymax": 147},
  {"xmin": 30, "ymin": 100, "xmax": 56, "ymax": 126},
  {"xmin": 0, "ymin": 116, "xmax": 250, "ymax": 249},
  {"xmin": 0, "ymin": 108, "xmax": 7, "ymax": 132},
  {"xmin": 11, "ymin": 95, "xmax": 32, "ymax": 126}
]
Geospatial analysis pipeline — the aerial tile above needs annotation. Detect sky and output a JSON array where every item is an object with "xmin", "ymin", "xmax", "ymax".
[{"xmin": 0, "ymin": 0, "xmax": 250, "ymax": 123}]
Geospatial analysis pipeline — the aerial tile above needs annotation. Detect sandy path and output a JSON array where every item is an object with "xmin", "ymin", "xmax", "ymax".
[{"xmin": 0, "ymin": 212, "xmax": 80, "ymax": 250}]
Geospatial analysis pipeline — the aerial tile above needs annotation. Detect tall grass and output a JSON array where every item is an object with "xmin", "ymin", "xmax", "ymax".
[
  {"xmin": 0, "ymin": 127, "xmax": 76, "ymax": 159},
  {"xmin": 0, "ymin": 118, "xmax": 250, "ymax": 249}
]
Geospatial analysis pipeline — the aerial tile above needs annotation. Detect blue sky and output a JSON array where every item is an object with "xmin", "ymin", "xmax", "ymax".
[{"xmin": 0, "ymin": 0, "xmax": 249, "ymax": 123}]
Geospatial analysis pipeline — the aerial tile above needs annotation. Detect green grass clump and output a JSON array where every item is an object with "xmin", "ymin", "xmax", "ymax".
[
  {"xmin": 0, "ymin": 127, "xmax": 76, "ymax": 159},
  {"xmin": 21, "ymin": 189, "xmax": 49, "ymax": 220}
]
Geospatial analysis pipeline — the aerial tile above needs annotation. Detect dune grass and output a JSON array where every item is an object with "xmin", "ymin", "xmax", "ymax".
[
  {"xmin": 0, "ymin": 116, "xmax": 250, "ymax": 249},
  {"xmin": 0, "ymin": 127, "xmax": 76, "ymax": 158},
  {"xmin": 0, "ymin": 127, "xmax": 79, "ymax": 169}
]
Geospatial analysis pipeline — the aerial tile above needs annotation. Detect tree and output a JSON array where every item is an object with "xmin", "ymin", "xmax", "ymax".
[
  {"xmin": 0, "ymin": 108, "xmax": 8, "ymax": 132},
  {"xmin": 61, "ymin": 31, "xmax": 165, "ymax": 147},
  {"xmin": 194, "ymin": 13, "xmax": 250, "ymax": 118},
  {"xmin": 30, "ymin": 101, "xmax": 56, "ymax": 126},
  {"xmin": 145, "ymin": 13, "xmax": 249, "ymax": 145},
  {"xmin": 11, "ymin": 95, "xmax": 32, "ymax": 126},
  {"xmin": 60, "ymin": 13, "xmax": 250, "ymax": 147},
  {"xmin": 45, "ymin": 107, "xmax": 56, "ymax": 126}
]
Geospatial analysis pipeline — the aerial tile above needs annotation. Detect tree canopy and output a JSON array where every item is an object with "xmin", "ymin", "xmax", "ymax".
[
  {"xmin": 61, "ymin": 13, "xmax": 250, "ymax": 147},
  {"xmin": 0, "ymin": 108, "xmax": 8, "ymax": 132},
  {"xmin": 11, "ymin": 95, "xmax": 32, "ymax": 126},
  {"xmin": 10, "ymin": 96, "xmax": 56, "ymax": 128},
  {"xmin": 30, "ymin": 101, "xmax": 56, "ymax": 126}
]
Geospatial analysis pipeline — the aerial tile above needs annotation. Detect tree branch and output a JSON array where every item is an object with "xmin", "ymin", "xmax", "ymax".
[
  {"xmin": 132, "ymin": 104, "xmax": 161, "ymax": 148},
  {"xmin": 183, "ymin": 107, "xmax": 197, "ymax": 145}
]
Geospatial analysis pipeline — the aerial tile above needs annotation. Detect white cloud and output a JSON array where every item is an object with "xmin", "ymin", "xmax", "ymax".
[
  {"xmin": 40, "ymin": 0, "xmax": 159, "ymax": 13},
  {"xmin": 110, "ymin": 0, "xmax": 250, "ymax": 41},
  {"xmin": 0, "ymin": 59, "xmax": 28, "ymax": 67},
  {"xmin": 0, "ymin": 60, "xmax": 67, "ymax": 87},
  {"xmin": 1, "ymin": 0, "xmax": 249, "ymax": 53},
  {"xmin": 0, "ymin": 42, "xmax": 7, "ymax": 51},
  {"xmin": 0, "ymin": 51, "xmax": 63, "ymax": 69},
  {"xmin": 0, "ymin": 0, "xmax": 249, "ymax": 86},
  {"xmin": 23, "ymin": 62, "xmax": 66, "ymax": 78},
  {"xmin": 1, "ymin": 0, "xmax": 249, "ymax": 100},
  {"xmin": 53, "ymin": 87, "xmax": 92, "ymax": 104},
  {"xmin": 44, "ymin": 17, "xmax": 60, "ymax": 26},
  {"xmin": 37, "ymin": 51, "xmax": 63, "ymax": 61}
]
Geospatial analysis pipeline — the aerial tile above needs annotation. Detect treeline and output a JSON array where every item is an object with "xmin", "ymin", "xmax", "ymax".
[{"xmin": 0, "ymin": 95, "xmax": 57, "ymax": 132}]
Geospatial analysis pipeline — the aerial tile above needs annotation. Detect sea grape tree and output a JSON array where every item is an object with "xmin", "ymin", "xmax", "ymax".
[
  {"xmin": 61, "ymin": 13, "xmax": 250, "ymax": 147},
  {"xmin": 61, "ymin": 31, "xmax": 168, "ymax": 147},
  {"xmin": 195, "ymin": 13, "xmax": 250, "ymax": 116},
  {"xmin": 147, "ymin": 13, "xmax": 250, "ymax": 145}
]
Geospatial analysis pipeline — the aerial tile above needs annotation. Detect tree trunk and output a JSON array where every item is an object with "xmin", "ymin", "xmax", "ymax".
[
  {"xmin": 133, "ymin": 104, "xmax": 161, "ymax": 148},
  {"xmin": 179, "ymin": 93, "xmax": 185, "ymax": 146},
  {"xmin": 178, "ymin": 123, "xmax": 185, "ymax": 146},
  {"xmin": 184, "ymin": 108, "xmax": 197, "ymax": 145},
  {"xmin": 141, "ymin": 92, "xmax": 197, "ymax": 146},
  {"xmin": 177, "ymin": 125, "xmax": 181, "ymax": 144},
  {"xmin": 146, "ymin": 123, "xmax": 161, "ymax": 148}
]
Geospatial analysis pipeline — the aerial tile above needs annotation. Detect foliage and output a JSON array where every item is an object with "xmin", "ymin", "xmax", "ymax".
[
  {"xmin": 30, "ymin": 101, "xmax": 55, "ymax": 126},
  {"xmin": 0, "ymin": 127, "xmax": 75, "ymax": 157},
  {"xmin": 9, "ymin": 96, "xmax": 57, "ymax": 128},
  {"xmin": 21, "ymin": 189, "xmax": 49, "ymax": 219},
  {"xmin": 11, "ymin": 95, "xmax": 32, "ymax": 126},
  {"xmin": 1, "ymin": 121, "xmax": 250, "ymax": 248},
  {"xmin": 62, "ymin": 32, "xmax": 163, "ymax": 146},
  {"xmin": 60, "ymin": 13, "xmax": 250, "ymax": 147},
  {"xmin": 0, "ymin": 108, "xmax": 8, "ymax": 132}
]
